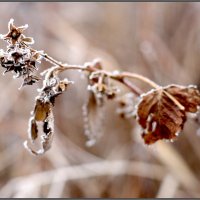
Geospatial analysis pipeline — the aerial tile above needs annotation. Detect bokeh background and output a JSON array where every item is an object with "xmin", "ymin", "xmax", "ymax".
[{"xmin": 0, "ymin": 2, "xmax": 200, "ymax": 198}]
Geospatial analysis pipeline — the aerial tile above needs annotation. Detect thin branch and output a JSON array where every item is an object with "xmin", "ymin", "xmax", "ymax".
[{"xmin": 25, "ymin": 43, "xmax": 160, "ymax": 94}]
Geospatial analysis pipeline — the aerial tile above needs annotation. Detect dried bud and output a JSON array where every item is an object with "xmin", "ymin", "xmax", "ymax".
[{"xmin": 88, "ymin": 72, "xmax": 119, "ymax": 104}]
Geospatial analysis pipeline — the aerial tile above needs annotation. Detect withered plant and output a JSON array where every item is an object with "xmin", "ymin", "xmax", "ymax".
[{"xmin": 0, "ymin": 19, "xmax": 200, "ymax": 155}]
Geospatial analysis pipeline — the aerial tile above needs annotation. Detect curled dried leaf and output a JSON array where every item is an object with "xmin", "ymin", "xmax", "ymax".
[
  {"xmin": 25, "ymin": 131, "xmax": 53, "ymax": 156},
  {"xmin": 82, "ymin": 91, "xmax": 105, "ymax": 147},
  {"xmin": 24, "ymin": 65, "xmax": 73, "ymax": 155},
  {"xmin": 34, "ymin": 98, "xmax": 52, "ymax": 121},
  {"xmin": 28, "ymin": 117, "xmax": 38, "ymax": 141},
  {"xmin": 24, "ymin": 99, "xmax": 54, "ymax": 155},
  {"xmin": 136, "ymin": 84, "xmax": 200, "ymax": 144},
  {"xmin": 21, "ymin": 36, "xmax": 35, "ymax": 44}
]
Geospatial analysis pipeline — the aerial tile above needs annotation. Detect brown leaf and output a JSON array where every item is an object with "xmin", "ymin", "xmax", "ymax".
[
  {"xmin": 34, "ymin": 98, "xmax": 52, "ymax": 121},
  {"xmin": 21, "ymin": 36, "xmax": 34, "ymax": 44},
  {"xmin": 28, "ymin": 117, "xmax": 38, "ymax": 141},
  {"xmin": 165, "ymin": 85, "xmax": 200, "ymax": 113},
  {"xmin": 41, "ymin": 115, "xmax": 54, "ymax": 152},
  {"xmin": 136, "ymin": 84, "xmax": 200, "ymax": 144},
  {"xmin": 24, "ymin": 108, "xmax": 54, "ymax": 156}
]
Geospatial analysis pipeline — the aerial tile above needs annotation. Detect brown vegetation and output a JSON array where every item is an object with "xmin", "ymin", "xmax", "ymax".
[{"xmin": 0, "ymin": 2, "xmax": 200, "ymax": 198}]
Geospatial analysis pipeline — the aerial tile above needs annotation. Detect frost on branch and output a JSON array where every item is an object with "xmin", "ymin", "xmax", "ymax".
[
  {"xmin": 136, "ymin": 84, "xmax": 200, "ymax": 144},
  {"xmin": 24, "ymin": 65, "xmax": 73, "ymax": 155}
]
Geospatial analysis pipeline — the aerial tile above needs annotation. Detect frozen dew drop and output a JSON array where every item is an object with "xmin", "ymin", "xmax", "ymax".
[
  {"xmin": 112, "ymin": 70, "xmax": 120, "ymax": 76},
  {"xmin": 170, "ymin": 139, "xmax": 174, "ymax": 143},
  {"xmin": 175, "ymin": 132, "xmax": 179, "ymax": 136},
  {"xmin": 86, "ymin": 139, "xmax": 96, "ymax": 147}
]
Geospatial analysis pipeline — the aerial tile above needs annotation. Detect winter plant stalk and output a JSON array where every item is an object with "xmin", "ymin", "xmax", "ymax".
[{"xmin": 0, "ymin": 19, "xmax": 200, "ymax": 155}]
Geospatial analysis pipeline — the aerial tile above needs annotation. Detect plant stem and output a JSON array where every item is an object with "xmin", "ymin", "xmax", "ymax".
[
  {"xmin": 117, "ymin": 72, "xmax": 160, "ymax": 89},
  {"xmin": 27, "ymin": 44, "xmax": 160, "ymax": 94},
  {"xmin": 119, "ymin": 78, "xmax": 143, "ymax": 96}
]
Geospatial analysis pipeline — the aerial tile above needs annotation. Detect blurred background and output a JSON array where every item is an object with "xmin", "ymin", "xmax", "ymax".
[{"xmin": 0, "ymin": 2, "xmax": 200, "ymax": 198}]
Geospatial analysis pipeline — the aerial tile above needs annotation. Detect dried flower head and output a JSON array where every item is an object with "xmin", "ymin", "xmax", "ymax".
[
  {"xmin": 0, "ymin": 18, "xmax": 34, "ymax": 45},
  {"xmin": 0, "ymin": 19, "xmax": 41, "ymax": 88},
  {"xmin": 136, "ymin": 84, "xmax": 200, "ymax": 144},
  {"xmin": 0, "ymin": 45, "xmax": 41, "ymax": 88}
]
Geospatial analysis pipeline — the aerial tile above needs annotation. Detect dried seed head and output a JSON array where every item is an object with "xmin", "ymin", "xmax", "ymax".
[
  {"xmin": 0, "ymin": 19, "xmax": 41, "ymax": 88},
  {"xmin": 0, "ymin": 43, "xmax": 40, "ymax": 87},
  {"xmin": 0, "ymin": 19, "xmax": 31, "ymax": 45}
]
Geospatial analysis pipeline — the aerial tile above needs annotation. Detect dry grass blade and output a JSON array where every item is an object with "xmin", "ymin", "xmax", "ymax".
[
  {"xmin": 156, "ymin": 173, "xmax": 179, "ymax": 198},
  {"xmin": 153, "ymin": 141, "xmax": 200, "ymax": 197},
  {"xmin": 0, "ymin": 160, "xmax": 166, "ymax": 197}
]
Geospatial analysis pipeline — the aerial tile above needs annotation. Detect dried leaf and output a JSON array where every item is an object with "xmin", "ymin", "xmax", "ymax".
[
  {"xmin": 24, "ymin": 101, "xmax": 54, "ymax": 155},
  {"xmin": 34, "ymin": 99, "xmax": 52, "ymax": 121},
  {"xmin": 21, "ymin": 36, "xmax": 34, "ymax": 44},
  {"xmin": 136, "ymin": 84, "xmax": 200, "ymax": 144},
  {"xmin": 21, "ymin": 75, "xmax": 40, "ymax": 88},
  {"xmin": 28, "ymin": 117, "xmax": 38, "ymax": 141},
  {"xmin": 41, "ymin": 114, "xmax": 54, "ymax": 150},
  {"xmin": 8, "ymin": 18, "xmax": 15, "ymax": 31},
  {"xmin": 32, "ymin": 51, "xmax": 43, "ymax": 62},
  {"xmin": 82, "ymin": 91, "xmax": 105, "ymax": 147},
  {"xmin": 165, "ymin": 85, "xmax": 200, "ymax": 113},
  {"xmin": 24, "ymin": 66, "xmax": 73, "ymax": 155}
]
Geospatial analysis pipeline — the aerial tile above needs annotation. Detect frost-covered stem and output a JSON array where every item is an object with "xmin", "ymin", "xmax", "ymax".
[
  {"xmin": 27, "ymin": 45, "xmax": 160, "ymax": 94},
  {"xmin": 117, "ymin": 72, "xmax": 160, "ymax": 89}
]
